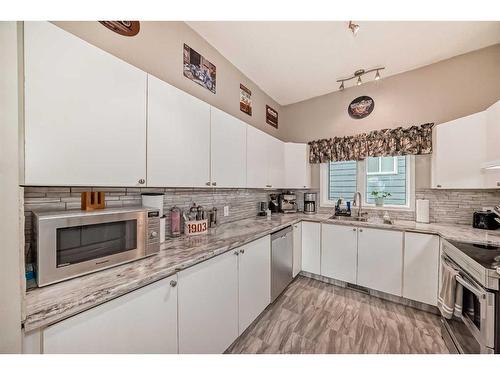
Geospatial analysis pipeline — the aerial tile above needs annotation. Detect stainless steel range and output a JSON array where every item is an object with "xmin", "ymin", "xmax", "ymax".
[{"xmin": 441, "ymin": 239, "xmax": 500, "ymax": 354}]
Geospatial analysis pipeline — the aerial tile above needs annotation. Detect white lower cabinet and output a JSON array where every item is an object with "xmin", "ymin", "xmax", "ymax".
[
  {"xmin": 292, "ymin": 222, "xmax": 302, "ymax": 277},
  {"xmin": 238, "ymin": 236, "xmax": 271, "ymax": 334},
  {"xmin": 321, "ymin": 224, "xmax": 358, "ymax": 284},
  {"xmin": 43, "ymin": 275, "xmax": 178, "ymax": 354},
  {"xmin": 178, "ymin": 250, "xmax": 239, "ymax": 354},
  {"xmin": 301, "ymin": 221, "xmax": 321, "ymax": 274},
  {"xmin": 403, "ymin": 233, "xmax": 440, "ymax": 306},
  {"xmin": 357, "ymin": 228, "xmax": 403, "ymax": 296}
]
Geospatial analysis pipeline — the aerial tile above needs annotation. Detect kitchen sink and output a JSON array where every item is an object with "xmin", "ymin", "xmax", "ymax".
[{"xmin": 328, "ymin": 215, "xmax": 368, "ymax": 222}]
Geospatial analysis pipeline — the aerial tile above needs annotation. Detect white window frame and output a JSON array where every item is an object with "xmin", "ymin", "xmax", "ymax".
[
  {"xmin": 320, "ymin": 155, "xmax": 415, "ymax": 211},
  {"xmin": 366, "ymin": 156, "xmax": 398, "ymax": 175}
]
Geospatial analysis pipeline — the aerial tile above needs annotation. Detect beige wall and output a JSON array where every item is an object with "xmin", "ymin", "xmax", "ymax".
[
  {"xmin": 280, "ymin": 44, "xmax": 500, "ymax": 142},
  {"xmin": 0, "ymin": 21, "xmax": 22, "ymax": 353},
  {"xmin": 52, "ymin": 21, "xmax": 282, "ymax": 138}
]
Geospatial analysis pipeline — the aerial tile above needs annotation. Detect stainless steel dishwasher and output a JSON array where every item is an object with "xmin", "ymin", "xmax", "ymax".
[{"xmin": 271, "ymin": 226, "xmax": 293, "ymax": 302}]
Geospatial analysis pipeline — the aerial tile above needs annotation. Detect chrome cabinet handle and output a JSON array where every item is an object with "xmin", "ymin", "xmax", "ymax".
[
  {"xmin": 437, "ymin": 184, "xmax": 442, "ymax": 188},
  {"xmin": 212, "ymin": 182, "xmax": 217, "ymax": 186},
  {"xmin": 234, "ymin": 251, "xmax": 239, "ymax": 256},
  {"xmin": 240, "ymin": 249, "xmax": 245, "ymax": 254},
  {"xmin": 205, "ymin": 182, "xmax": 211, "ymax": 186},
  {"xmin": 352, "ymin": 228, "xmax": 356, "ymax": 231},
  {"xmin": 170, "ymin": 280, "xmax": 177, "ymax": 287},
  {"xmin": 138, "ymin": 179, "xmax": 145, "ymax": 184},
  {"xmin": 266, "ymin": 184, "xmax": 272, "ymax": 188},
  {"xmin": 359, "ymin": 229, "xmax": 363, "ymax": 232}
]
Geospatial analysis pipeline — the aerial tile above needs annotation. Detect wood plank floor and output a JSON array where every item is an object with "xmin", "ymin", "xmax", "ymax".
[{"xmin": 228, "ymin": 276, "xmax": 450, "ymax": 354}]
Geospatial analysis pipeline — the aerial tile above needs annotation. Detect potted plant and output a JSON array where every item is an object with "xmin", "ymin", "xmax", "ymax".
[{"xmin": 371, "ymin": 191, "xmax": 391, "ymax": 207}]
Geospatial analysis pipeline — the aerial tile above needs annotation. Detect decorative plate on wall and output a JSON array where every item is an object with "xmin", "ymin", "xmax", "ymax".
[
  {"xmin": 348, "ymin": 96, "xmax": 374, "ymax": 119},
  {"xmin": 99, "ymin": 21, "xmax": 140, "ymax": 37}
]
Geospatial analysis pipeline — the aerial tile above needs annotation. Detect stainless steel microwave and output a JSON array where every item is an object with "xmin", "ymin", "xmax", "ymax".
[{"xmin": 33, "ymin": 207, "xmax": 161, "ymax": 286}]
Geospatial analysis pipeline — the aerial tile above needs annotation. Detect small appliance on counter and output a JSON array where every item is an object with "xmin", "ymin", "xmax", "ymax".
[
  {"xmin": 269, "ymin": 194, "xmax": 280, "ymax": 213},
  {"xmin": 279, "ymin": 192, "xmax": 298, "ymax": 213},
  {"xmin": 258, "ymin": 201, "xmax": 267, "ymax": 216},
  {"xmin": 473, "ymin": 208, "xmax": 500, "ymax": 230},
  {"xmin": 142, "ymin": 193, "xmax": 166, "ymax": 242},
  {"xmin": 33, "ymin": 207, "xmax": 161, "ymax": 287},
  {"xmin": 303, "ymin": 193, "xmax": 317, "ymax": 215}
]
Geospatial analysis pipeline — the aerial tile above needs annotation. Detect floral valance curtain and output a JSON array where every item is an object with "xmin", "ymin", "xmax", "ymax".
[{"xmin": 308, "ymin": 123, "xmax": 434, "ymax": 163}]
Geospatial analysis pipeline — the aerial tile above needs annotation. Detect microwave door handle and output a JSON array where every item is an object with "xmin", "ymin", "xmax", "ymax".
[{"xmin": 456, "ymin": 275, "xmax": 486, "ymax": 300}]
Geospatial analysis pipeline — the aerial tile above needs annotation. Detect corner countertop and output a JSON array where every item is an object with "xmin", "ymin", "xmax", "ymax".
[{"xmin": 23, "ymin": 213, "xmax": 500, "ymax": 332}]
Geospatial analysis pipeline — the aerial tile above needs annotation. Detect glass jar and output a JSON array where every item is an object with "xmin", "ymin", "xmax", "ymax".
[{"xmin": 170, "ymin": 206, "xmax": 181, "ymax": 237}]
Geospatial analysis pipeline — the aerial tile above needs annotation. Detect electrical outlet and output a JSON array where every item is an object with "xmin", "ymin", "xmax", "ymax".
[{"xmin": 224, "ymin": 206, "xmax": 229, "ymax": 217}]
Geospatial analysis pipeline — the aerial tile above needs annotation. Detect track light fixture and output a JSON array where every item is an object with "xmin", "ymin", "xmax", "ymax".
[
  {"xmin": 348, "ymin": 21, "xmax": 360, "ymax": 36},
  {"xmin": 336, "ymin": 67, "xmax": 385, "ymax": 91}
]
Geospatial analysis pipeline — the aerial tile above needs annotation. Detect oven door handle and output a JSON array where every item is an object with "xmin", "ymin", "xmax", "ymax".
[{"xmin": 456, "ymin": 275, "xmax": 486, "ymax": 300}]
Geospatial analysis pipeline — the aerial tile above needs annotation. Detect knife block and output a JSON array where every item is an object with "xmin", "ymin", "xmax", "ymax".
[{"xmin": 81, "ymin": 192, "xmax": 106, "ymax": 210}]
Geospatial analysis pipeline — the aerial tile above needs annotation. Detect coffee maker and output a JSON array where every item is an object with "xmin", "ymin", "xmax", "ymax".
[
  {"xmin": 268, "ymin": 194, "xmax": 280, "ymax": 213},
  {"xmin": 279, "ymin": 192, "xmax": 298, "ymax": 213},
  {"xmin": 304, "ymin": 193, "xmax": 317, "ymax": 214}
]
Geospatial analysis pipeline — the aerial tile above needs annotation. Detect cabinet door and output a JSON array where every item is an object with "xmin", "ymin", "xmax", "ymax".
[
  {"xmin": 403, "ymin": 233, "xmax": 439, "ymax": 306},
  {"xmin": 292, "ymin": 222, "xmax": 302, "ymax": 277},
  {"xmin": 178, "ymin": 250, "xmax": 238, "ymax": 353},
  {"xmin": 484, "ymin": 100, "xmax": 500, "ymax": 188},
  {"xmin": 24, "ymin": 21, "xmax": 147, "ymax": 186},
  {"xmin": 432, "ymin": 112, "xmax": 487, "ymax": 189},
  {"xmin": 147, "ymin": 74, "xmax": 210, "ymax": 187},
  {"xmin": 43, "ymin": 275, "xmax": 178, "ymax": 353},
  {"xmin": 246, "ymin": 125, "xmax": 270, "ymax": 188},
  {"xmin": 301, "ymin": 221, "xmax": 321, "ymax": 274},
  {"xmin": 285, "ymin": 143, "xmax": 311, "ymax": 189},
  {"xmin": 268, "ymin": 136, "xmax": 285, "ymax": 188},
  {"xmin": 357, "ymin": 228, "xmax": 403, "ymax": 296},
  {"xmin": 238, "ymin": 236, "xmax": 271, "ymax": 334},
  {"xmin": 210, "ymin": 107, "xmax": 247, "ymax": 188},
  {"xmin": 321, "ymin": 224, "xmax": 358, "ymax": 284}
]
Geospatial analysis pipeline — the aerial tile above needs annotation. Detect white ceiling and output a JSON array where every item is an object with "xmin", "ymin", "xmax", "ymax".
[{"xmin": 186, "ymin": 21, "xmax": 500, "ymax": 105}]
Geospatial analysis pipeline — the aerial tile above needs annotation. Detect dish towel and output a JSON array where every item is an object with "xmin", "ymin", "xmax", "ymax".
[{"xmin": 438, "ymin": 258, "xmax": 463, "ymax": 319}]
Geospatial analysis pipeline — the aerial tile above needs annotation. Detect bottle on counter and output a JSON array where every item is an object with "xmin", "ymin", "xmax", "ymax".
[{"xmin": 170, "ymin": 206, "xmax": 181, "ymax": 237}]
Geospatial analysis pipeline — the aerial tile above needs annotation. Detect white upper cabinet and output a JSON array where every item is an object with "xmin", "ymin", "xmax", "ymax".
[
  {"xmin": 246, "ymin": 125, "xmax": 285, "ymax": 188},
  {"xmin": 147, "ymin": 74, "xmax": 211, "ymax": 187},
  {"xmin": 43, "ymin": 275, "xmax": 178, "ymax": 354},
  {"xmin": 321, "ymin": 224, "xmax": 358, "ymax": 284},
  {"xmin": 285, "ymin": 143, "xmax": 311, "ymax": 189},
  {"xmin": 432, "ymin": 111, "xmax": 488, "ymax": 189},
  {"xmin": 24, "ymin": 21, "xmax": 147, "ymax": 186},
  {"xmin": 403, "ymin": 233, "xmax": 439, "ymax": 306},
  {"xmin": 210, "ymin": 107, "xmax": 247, "ymax": 188},
  {"xmin": 357, "ymin": 228, "xmax": 403, "ymax": 296},
  {"xmin": 268, "ymin": 136, "xmax": 285, "ymax": 188},
  {"xmin": 484, "ymin": 100, "xmax": 500, "ymax": 188}
]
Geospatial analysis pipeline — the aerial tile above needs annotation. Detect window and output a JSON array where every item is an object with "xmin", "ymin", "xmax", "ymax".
[
  {"xmin": 366, "ymin": 156, "xmax": 407, "ymax": 206},
  {"xmin": 367, "ymin": 156, "xmax": 397, "ymax": 175},
  {"xmin": 320, "ymin": 155, "xmax": 414, "ymax": 209}
]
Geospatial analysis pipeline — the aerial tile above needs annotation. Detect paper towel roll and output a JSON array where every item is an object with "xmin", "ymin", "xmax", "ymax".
[
  {"xmin": 160, "ymin": 217, "xmax": 166, "ymax": 243},
  {"xmin": 416, "ymin": 199, "xmax": 430, "ymax": 223}
]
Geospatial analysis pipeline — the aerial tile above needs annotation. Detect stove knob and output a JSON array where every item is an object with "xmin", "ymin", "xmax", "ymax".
[{"xmin": 150, "ymin": 231, "xmax": 158, "ymax": 239}]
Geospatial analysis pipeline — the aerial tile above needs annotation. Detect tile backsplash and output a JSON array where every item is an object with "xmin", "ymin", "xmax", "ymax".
[
  {"xmin": 23, "ymin": 186, "xmax": 279, "ymax": 263},
  {"xmin": 22, "ymin": 186, "xmax": 500, "ymax": 263}
]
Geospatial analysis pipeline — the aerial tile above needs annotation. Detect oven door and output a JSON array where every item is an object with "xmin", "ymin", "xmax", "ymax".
[
  {"xmin": 455, "ymin": 272, "xmax": 496, "ymax": 352},
  {"xmin": 442, "ymin": 260, "xmax": 496, "ymax": 354},
  {"xmin": 37, "ymin": 210, "xmax": 146, "ymax": 286}
]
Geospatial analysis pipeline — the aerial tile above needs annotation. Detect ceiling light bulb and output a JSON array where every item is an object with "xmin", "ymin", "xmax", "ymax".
[
  {"xmin": 375, "ymin": 70, "xmax": 381, "ymax": 80},
  {"xmin": 357, "ymin": 76, "xmax": 362, "ymax": 86},
  {"xmin": 339, "ymin": 81, "xmax": 345, "ymax": 91}
]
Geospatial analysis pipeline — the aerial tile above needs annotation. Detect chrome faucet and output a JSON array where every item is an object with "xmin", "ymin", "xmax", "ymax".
[{"xmin": 353, "ymin": 192, "xmax": 362, "ymax": 217}]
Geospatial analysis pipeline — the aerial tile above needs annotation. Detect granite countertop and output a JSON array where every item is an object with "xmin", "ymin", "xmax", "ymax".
[{"xmin": 23, "ymin": 213, "xmax": 500, "ymax": 332}]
